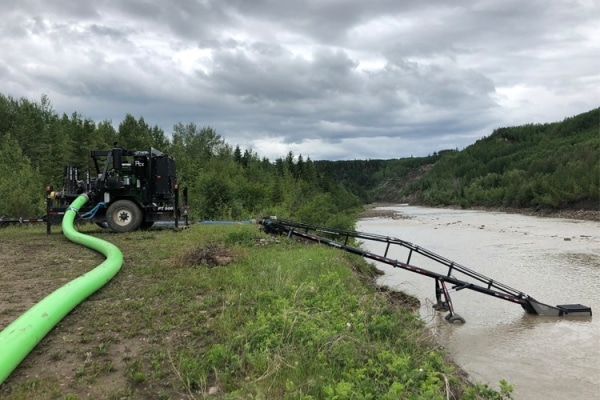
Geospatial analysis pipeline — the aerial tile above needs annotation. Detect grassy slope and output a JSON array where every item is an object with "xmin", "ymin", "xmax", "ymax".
[{"xmin": 0, "ymin": 224, "xmax": 510, "ymax": 399}]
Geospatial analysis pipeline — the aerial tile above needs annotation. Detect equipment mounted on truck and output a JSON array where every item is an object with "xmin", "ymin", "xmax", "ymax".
[{"xmin": 44, "ymin": 145, "xmax": 189, "ymax": 233}]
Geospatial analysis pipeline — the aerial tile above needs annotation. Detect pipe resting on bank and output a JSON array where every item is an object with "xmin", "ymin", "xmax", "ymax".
[{"xmin": 0, "ymin": 194, "xmax": 123, "ymax": 385}]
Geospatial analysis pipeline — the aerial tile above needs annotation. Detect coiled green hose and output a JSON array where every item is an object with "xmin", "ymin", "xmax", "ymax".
[{"xmin": 0, "ymin": 194, "xmax": 123, "ymax": 384}]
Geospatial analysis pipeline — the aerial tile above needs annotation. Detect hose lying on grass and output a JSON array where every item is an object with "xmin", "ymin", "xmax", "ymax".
[{"xmin": 0, "ymin": 193, "xmax": 123, "ymax": 385}]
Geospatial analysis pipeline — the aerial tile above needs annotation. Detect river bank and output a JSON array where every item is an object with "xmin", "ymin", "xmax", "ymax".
[
  {"xmin": 0, "ymin": 223, "xmax": 512, "ymax": 399},
  {"xmin": 357, "ymin": 206, "xmax": 599, "ymax": 400},
  {"xmin": 359, "ymin": 203, "xmax": 600, "ymax": 222}
]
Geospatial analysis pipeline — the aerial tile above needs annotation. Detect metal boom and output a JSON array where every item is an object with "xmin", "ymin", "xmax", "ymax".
[{"xmin": 258, "ymin": 217, "xmax": 592, "ymax": 323}]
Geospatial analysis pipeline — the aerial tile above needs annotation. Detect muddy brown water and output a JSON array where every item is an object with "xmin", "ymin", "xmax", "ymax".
[{"xmin": 357, "ymin": 206, "xmax": 599, "ymax": 400}]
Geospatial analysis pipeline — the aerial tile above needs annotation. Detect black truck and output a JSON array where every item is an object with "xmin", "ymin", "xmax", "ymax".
[{"xmin": 45, "ymin": 145, "xmax": 188, "ymax": 233}]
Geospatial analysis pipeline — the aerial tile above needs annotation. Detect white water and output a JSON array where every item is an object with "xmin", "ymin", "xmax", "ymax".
[{"xmin": 357, "ymin": 206, "xmax": 600, "ymax": 400}]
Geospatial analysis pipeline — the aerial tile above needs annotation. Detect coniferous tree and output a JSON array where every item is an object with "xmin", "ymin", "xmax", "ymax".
[{"xmin": 0, "ymin": 134, "xmax": 44, "ymax": 217}]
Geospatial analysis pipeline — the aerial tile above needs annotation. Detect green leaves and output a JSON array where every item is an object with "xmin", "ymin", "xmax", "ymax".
[
  {"xmin": 0, "ymin": 134, "xmax": 44, "ymax": 217},
  {"xmin": 402, "ymin": 108, "xmax": 600, "ymax": 209},
  {"xmin": 0, "ymin": 93, "xmax": 362, "ymax": 223}
]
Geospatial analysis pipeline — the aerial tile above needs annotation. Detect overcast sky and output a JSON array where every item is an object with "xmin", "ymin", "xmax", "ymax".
[{"xmin": 1, "ymin": 0, "xmax": 598, "ymax": 161}]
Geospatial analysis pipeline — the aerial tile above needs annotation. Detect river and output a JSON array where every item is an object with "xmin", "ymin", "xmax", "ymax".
[{"xmin": 356, "ymin": 206, "xmax": 599, "ymax": 400}]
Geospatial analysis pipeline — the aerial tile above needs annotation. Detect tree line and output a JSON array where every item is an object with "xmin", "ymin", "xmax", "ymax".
[
  {"xmin": 408, "ymin": 108, "xmax": 599, "ymax": 209},
  {"xmin": 320, "ymin": 108, "xmax": 599, "ymax": 211},
  {"xmin": 0, "ymin": 93, "xmax": 360, "ymax": 228},
  {"xmin": 2, "ymin": 92, "xmax": 597, "ymax": 225}
]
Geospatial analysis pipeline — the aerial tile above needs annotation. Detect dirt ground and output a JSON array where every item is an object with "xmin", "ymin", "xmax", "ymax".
[
  {"xmin": 0, "ymin": 229, "xmax": 241, "ymax": 398},
  {"xmin": 0, "ymin": 232, "xmax": 112, "ymax": 395}
]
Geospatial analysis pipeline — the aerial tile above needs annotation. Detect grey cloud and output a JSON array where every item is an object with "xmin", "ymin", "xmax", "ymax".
[
  {"xmin": 0, "ymin": 0, "xmax": 100, "ymax": 19},
  {"xmin": 0, "ymin": 0, "xmax": 597, "ymax": 160},
  {"xmin": 199, "ymin": 42, "xmax": 497, "ymax": 141},
  {"xmin": 112, "ymin": 0, "xmax": 231, "ymax": 42},
  {"xmin": 206, "ymin": 45, "xmax": 358, "ymax": 103},
  {"xmin": 87, "ymin": 24, "xmax": 130, "ymax": 41},
  {"xmin": 227, "ymin": 0, "xmax": 447, "ymax": 43}
]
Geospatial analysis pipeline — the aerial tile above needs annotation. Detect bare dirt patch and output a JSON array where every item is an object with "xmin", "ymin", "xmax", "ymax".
[
  {"xmin": 0, "ymin": 229, "xmax": 135, "ymax": 398},
  {"xmin": 175, "ymin": 244, "xmax": 237, "ymax": 267},
  {"xmin": 376, "ymin": 286, "xmax": 421, "ymax": 311}
]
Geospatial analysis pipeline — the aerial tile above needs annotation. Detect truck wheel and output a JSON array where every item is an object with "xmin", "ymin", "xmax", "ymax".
[{"xmin": 106, "ymin": 200, "xmax": 143, "ymax": 232}]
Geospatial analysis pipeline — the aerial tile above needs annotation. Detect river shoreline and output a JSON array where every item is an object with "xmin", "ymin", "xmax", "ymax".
[
  {"xmin": 359, "ymin": 203, "xmax": 600, "ymax": 222},
  {"xmin": 357, "ymin": 207, "xmax": 599, "ymax": 400}
]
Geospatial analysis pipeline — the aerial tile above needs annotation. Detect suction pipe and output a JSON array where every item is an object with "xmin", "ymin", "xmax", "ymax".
[{"xmin": 0, "ymin": 194, "xmax": 123, "ymax": 385}]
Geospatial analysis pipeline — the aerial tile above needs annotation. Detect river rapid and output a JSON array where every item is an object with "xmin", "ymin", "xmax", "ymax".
[{"xmin": 357, "ymin": 206, "xmax": 599, "ymax": 400}]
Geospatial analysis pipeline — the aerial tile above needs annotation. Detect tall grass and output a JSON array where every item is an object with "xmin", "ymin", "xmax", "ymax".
[{"xmin": 0, "ymin": 223, "xmax": 512, "ymax": 399}]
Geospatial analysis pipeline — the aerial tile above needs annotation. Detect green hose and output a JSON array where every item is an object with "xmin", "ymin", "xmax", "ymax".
[{"xmin": 0, "ymin": 194, "xmax": 123, "ymax": 385}]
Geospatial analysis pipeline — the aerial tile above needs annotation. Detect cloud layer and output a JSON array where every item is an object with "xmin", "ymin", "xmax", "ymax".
[{"xmin": 1, "ymin": 0, "xmax": 598, "ymax": 160}]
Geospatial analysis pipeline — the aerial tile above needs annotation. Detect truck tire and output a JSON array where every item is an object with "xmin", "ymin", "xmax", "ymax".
[{"xmin": 106, "ymin": 200, "xmax": 143, "ymax": 232}]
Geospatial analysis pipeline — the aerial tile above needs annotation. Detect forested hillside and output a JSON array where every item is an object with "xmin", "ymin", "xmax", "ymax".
[
  {"xmin": 406, "ymin": 108, "xmax": 599, "ymax": 209},
  {"xmin": 317, "ymin": 108, "xmax": 599, "ymax": 211},
  {"xmin": 313, "ymin": 154, "xmax": 443, "ymax": 203},
  {"xmin": 0, "ymin": 93, "xmax": 360, "ymax": 227}
]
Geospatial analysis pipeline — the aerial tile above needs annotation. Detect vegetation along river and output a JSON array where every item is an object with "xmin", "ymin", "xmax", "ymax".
[{"xmin": 357, "ymin": 206, "xmax": 599, "ymax": 400}]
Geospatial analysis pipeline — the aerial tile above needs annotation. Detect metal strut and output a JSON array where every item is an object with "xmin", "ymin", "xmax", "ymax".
[
  {"xmin": 258, "ymin": 217, "xmax": 592, "ymax": 322},
  {"xmin": 433, "ymin": 279, "xmax": 466, "ymax": 323}
]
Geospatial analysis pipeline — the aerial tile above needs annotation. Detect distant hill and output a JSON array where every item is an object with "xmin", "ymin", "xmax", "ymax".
[
  {"xmin": 315, "ymin": 108, "xmax": 600, "ymax": 211},
  {"xmin": 313, "ymin": 156, "xmax": 441, "ymax": 204}
]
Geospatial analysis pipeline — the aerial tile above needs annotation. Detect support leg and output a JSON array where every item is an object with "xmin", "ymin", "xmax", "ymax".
[
  {"xmin": 432, "ymin": 279, "xmax": 449, "ymax": 311},
  {"xmin": 439, "ymin": 280, "xmax": 466, "ymax": 324}
]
